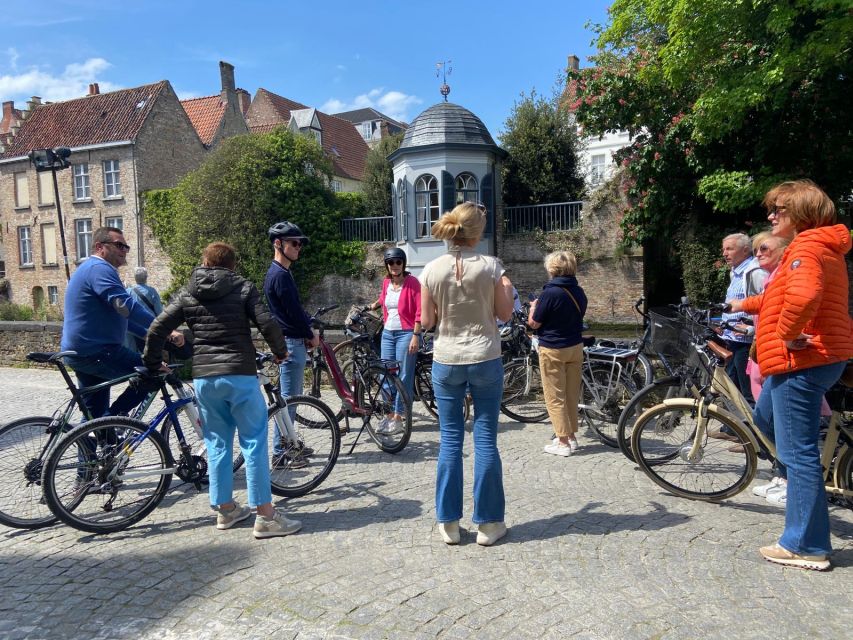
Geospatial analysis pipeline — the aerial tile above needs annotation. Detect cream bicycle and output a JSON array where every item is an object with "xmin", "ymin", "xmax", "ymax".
[{"xmin": 630, "ymin": 330, "xmax": 853, "ymax": 504}]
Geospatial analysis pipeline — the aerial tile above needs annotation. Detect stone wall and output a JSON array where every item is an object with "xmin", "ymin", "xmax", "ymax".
[{"xmin": 0, "ymin": 321, "xmax": 62, "ymax": 366}]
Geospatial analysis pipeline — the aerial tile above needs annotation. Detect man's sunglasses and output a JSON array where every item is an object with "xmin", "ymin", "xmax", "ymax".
[{"xmin": 102, "ymin": 240, "xmax": 131, "ymax": 251}]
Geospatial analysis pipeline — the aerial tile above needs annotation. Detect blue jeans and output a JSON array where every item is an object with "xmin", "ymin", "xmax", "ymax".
[
  {"xmin": 65, "ymin": 345, "xmax": 148, "ymax": 418},
  {"xmin": 725, "ymin": 340, "xmax": 754, "ymax": 405},
  {"xmin": 276, "ymin": 338, "xmax": 308, "ymax": 454},
  {"xmin": 194, "ymin": 375, "xmax": 272, "ymax": 508},
  {"xmin": 433, "ymin": 358, "xmax": 505, "ymax": 524},
  {"xmin": 754, "ymin": 361, "xmax": 845, "ymax": 556},
  {"xmin": 380, "ymin": 329, "xmax": 417, "ymax": 415}
]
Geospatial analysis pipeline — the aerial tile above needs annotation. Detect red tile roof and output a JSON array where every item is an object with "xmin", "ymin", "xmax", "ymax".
[
  {"xmin": 0, "ymin": 103, "xmax": 24, "ymax": 136},
  {"xmin": 180, "ymin": 94, "xmax": 226, "ymax": 146},
  {"xmin": 1, "ymin": 82, "xmax": 168, "ymax": 159},
  {"xmin": 248, "ymin": 88, "xmax": 368, "ymax": 181}
]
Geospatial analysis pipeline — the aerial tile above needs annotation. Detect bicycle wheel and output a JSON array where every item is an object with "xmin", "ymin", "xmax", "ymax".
[
  {"xmin": 268, "ymin": 395, "xmax": 340, "ymax": 498},
  {"xmin": 581, "ymin": 362, "xmax": 637, "ymax": 447},
  {"xmin": 357, "ymin": 367, "xmax": 412, "ymax": 453},
  {"xmin": 631, "ymin": 402, "xmax": 757, "ymax": 501},
  {"xmin": 633, "ymin": 353, "xmax": 655, "ymax": 387},
  {"xmin": 0, "ymin": 416, "xmax": 58, "ymax": 529},
  {"xmin": 42, "ymin": 417, "xmax": 172, "ymax": 534},
  {"xmin": 833, "ymin": 446, "xmax": 853, "ymax": 508},
  {"xmin": 501, "ymin": 361, "xmax": 548, "ymax": 423},
  {"xmin": 414, "ymin": 360, "xmax": 471, "ymax": 422},
  {"xmin": 617, "ymin": 376, "xmax": 687, "ymax": 462}
]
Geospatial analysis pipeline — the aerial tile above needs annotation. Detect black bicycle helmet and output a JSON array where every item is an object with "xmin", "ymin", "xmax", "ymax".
[
  {"xmin": 383, "ymin": 247, "xmax": 407, "ymax": 267},
  {"xmin": 268, "ymin": 221, "xmax": 309, "ymax": 245}
]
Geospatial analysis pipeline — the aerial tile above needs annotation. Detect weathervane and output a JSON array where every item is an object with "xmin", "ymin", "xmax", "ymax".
[{"xmin": 436, "ymin": 60, "xmax": 452, "ymax": 101}]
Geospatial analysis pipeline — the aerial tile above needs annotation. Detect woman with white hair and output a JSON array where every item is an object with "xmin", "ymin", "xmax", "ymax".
[{"xmin": 527, "ymin": 251, "xmax": 587, "ymax": 457}]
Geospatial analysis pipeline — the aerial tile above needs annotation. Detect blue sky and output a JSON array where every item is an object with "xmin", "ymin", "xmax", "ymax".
[{"xmin": 0, "ymin": 0, "xmax": 609, "ymax": 139}]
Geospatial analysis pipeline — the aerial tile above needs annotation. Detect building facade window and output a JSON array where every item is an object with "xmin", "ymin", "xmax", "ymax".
[
  {"xmin": 18, "ymin": 226, "xmax": 33, "ymax": 266},
  {"xmin": 455, "ymin": 173, "xmax": 479, "ymax": 204},
  {"xmin": 41, "ymin": 224, "xmax": 58, "ymax": 265},
  {"xmin": 14, "ymin": 172, "xmax": 29, "ymax": 208},
  {"xmin": 73, "ymin": 163, "xmax": 91, "ymax": 200},
  {"xmin": 361, "ymin": 122, "xmax": 373, "ymax": 140},
  {"xmin": 48, "ymin": 286, "xmax": 59, "ymax": 305},
  {"xmin": 415, "ymin": 174, "xmax": 440, "ymax": 239},
  {"xmin": 590, "ymin": 154, "xmax": 606, "ymax": 186},
  {"xmin": 75, "ymin": 219, "xmax": 93, "ymax": 260},
  {"xmin": 105, "ymin": 216, "xmax": 123, "ymax": 230},
  {"xmin": 37, "ymin": 171, "xmax": 55, "ymax": 205},
  {"xmin": 330, "ymin": 180, "xmax": 343, "ymax": 193},
  {"xmin": 103, "ymin": 160, "xmax": 121, "ymax": 197}
]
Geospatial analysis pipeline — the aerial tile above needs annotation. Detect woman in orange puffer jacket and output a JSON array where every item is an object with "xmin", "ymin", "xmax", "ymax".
[{"xmin": 732, "ymin": 179, "xmax": 853, "ymax": 571}]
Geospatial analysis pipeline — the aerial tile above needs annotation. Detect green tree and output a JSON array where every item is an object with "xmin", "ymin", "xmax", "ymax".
[
  {"xmin": 361, "ymin": 132, "xmax": 403, "ymax": 217},
  {"xmin": 499, "ymin": 89, "xmax": 585, "ymax": 206},
  {"xmin": 144, "ymin": 127, "xmax": 364, "ymax": 296},
  {"xmin": 569, "ymin": 0, "xmax": 853, "ymax": 246}
]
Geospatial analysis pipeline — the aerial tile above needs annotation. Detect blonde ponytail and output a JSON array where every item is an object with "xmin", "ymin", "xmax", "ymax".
[{"xmin": 431, "ymin": 202, "xmax": 486, "ymax": 244}]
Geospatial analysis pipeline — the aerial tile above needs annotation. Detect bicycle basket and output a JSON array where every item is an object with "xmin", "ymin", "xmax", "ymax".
[
  {"xmin": 648, "ymin": 307, "xmax": 695, "ymax": 365},
  {"xmin": 345, "ymin": 306, "xmax": 384, "ymax": 340}
]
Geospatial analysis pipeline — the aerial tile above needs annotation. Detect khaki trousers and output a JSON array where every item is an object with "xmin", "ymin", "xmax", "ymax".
[{"xmin": 538, "ymin": 343, "xmax": 584, "ymax": 438}]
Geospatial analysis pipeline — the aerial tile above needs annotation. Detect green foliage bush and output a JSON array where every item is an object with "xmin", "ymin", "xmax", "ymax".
[
  {"xmin": 0, "ymin": 302, "xmax": 63, "ymax": 322},
  {"xmin": 361, "ymin": 133, "xmax": 403, "ymax": 217},
  {"xmin": 677, "ymin": 229, "xmax": 730, "ymax": 306},
  {"xmin": 144, "ymin": 128, "xmax": 365, "ymax": 297}
]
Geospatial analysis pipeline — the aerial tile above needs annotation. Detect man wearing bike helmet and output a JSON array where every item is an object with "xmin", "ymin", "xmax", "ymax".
[{"xmin": 264, "ymin": 222, "xmax": 319, "ymax": 410}]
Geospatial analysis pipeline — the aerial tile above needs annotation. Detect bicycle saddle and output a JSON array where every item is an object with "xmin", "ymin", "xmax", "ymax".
[{"xmin": 26, "ymin": 351, "xmax": 77, "ymax": 363}]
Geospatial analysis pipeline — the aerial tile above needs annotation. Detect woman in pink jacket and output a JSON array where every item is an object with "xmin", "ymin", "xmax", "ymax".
[{"xmin": 366, "ymin": 248, "xmax": 422, "ymax": 434}]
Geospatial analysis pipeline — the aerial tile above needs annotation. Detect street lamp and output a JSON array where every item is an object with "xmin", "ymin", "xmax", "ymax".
[{"xmin": 28, "ymin": 147, "xmax": 72, "ymax": 281}]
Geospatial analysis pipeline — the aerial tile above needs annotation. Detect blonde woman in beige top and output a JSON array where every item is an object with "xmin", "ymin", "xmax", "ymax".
[{"xmin": 420, "ymin": 202, "xmax": 515, "ymax": 546}]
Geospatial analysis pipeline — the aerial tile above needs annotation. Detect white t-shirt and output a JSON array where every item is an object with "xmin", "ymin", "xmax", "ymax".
[{"xmin": 384, "ymin": 286, "xmax": 403, "ymax": 330}]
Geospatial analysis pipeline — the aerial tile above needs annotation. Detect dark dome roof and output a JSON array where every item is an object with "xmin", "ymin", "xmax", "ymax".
[{"xmin": 399, "ymin": 102, "xmax": 497, "ymax": 149}]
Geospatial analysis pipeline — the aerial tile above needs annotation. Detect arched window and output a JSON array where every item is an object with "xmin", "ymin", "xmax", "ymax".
[
  {"xmin": 455, "ymin": 172, "xmax": 479, "ymax": 204},
  {"xmin": 415, "ymin": 174, "xmax": 439, "ymax": 238},
  {"xmin": 396, "ymin": 179, "xmax": 407, "ymax": 241}
]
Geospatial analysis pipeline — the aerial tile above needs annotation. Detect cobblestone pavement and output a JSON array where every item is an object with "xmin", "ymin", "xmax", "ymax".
[{"xmin": 0, "ymin": 366, "xmax": 851, "ymax": 639}]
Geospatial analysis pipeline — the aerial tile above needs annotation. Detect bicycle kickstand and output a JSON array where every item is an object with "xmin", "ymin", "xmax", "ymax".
[{"xmin": 345, "ymin": 416, "xmax": 368, "ymax": 455}]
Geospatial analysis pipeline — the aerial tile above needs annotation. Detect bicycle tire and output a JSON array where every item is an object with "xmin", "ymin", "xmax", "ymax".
[
  {"xmin": 42, "ymin": 417, "xmax": 172, "ymax": 534},
  {"xmin": 616, "ymin": 376, "xmax": 687, "ymax": 462},
  {"xmin": 630, "ymin": 401, "xmax": 757, "ymax": 501},
  {"xmin": 0, "ymin": 416, "xmax": 58, "ymax": 529},
  {"xmin": 581, "ymin": 361, "xmax": 637, "ymax": 447},
  {"xmin": 634, "ymin": 353, "xmax": 655, "ymax": 387},
  {"xmin": 501, "ymin": 361, "xmax": 548, "ymax": 423},
  {"xmin": 414, "ymin": 360, "xmax": 471, "ymax": 422},
  {"xmin": 357, "ymin": 367, "xmax": 412, "ymax": 454},
  {"xmin": 267, "ymin": 395, "xmax": 340, "ymax": 498},
  {"xmin": 833, "ymin": 446, "xmax": 853, "ymax": 509}
]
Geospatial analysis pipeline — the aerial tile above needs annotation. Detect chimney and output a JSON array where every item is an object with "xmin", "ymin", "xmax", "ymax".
[
  {"xmin": 88, "ymin": 83, "xmax": 100, "ymax": 96},
  {"xmin": 567, "ymin": 55, "xmax": 580, "ymax": 72},
  {"xmin": 235, "ymin": 88, "xmax": 251, "ymax": 115},
  {"xmin": 26, "ymin": 96, "xmax": 42, "ymax": 111},
  {"xmin": 2, "ymin": 101, "xmax": 12, "ymax": 119},
  {"xmin": 219, "ymin": 61, "xmax": 236, "ymax": 101}
]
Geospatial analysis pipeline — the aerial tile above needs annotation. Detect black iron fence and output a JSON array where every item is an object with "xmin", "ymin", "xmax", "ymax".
[
  {"xmin": 340, "ymin": 216, "xmax": 396, "ymax": 242},
  {"xmin": 503, "ymin": 201, "xmax": 583, "ymax": 235}
]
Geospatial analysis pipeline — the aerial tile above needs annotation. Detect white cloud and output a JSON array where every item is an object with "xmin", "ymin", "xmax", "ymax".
[
  {"xmin": 7, "ymin": 48, "xmax": 19, "ymax": 72},
  {"xmin": 0, "ymin": 57, "xmax": 120, "ymax": 102},
  {"xmin": 322, "ymin": 88, "xmax": 422, "ymax": 123}
]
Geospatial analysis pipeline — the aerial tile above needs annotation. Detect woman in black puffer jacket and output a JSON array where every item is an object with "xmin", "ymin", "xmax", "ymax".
[{"xmin": 143, "ymin": 242, "xmax": 301, "ymax": 539}]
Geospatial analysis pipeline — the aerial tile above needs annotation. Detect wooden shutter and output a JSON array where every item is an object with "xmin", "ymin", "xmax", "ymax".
[
  {"xmin": 481, "ymin": 171, "xmax": 494, "ymax": 235},
  {"xmin": 441, "ymin": 170, "xmax": 455, "ymax": 216}
]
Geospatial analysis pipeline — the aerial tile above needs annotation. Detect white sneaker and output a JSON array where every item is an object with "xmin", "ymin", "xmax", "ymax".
[
  {"xmin": 386, "ymin": 418, "xmax": 403, "ymax": 435},
  {"xmin": 752, "ymin": 477, "xmax": 783, "ymax": 498},
  {"xmin": 544, "ymin": 443, "xmax": 571, "ymax": 457},
  {"xmin": 253, "ymin": 511, "xmax": 302, "ymax": 538},
  {"xmin": 438, "ymin": 521, "xmax": 460, "ymax": 545},
  {"xmin": 766, "ymin": 482, "xmax": 787, "ymax": 506},
  {"xmin": 553, "ymin": 437, "xmax": 579, "ymax": 453},
  {"xmin": 376, "ymin": 416, "xmax": 391, "ymax": 434}
]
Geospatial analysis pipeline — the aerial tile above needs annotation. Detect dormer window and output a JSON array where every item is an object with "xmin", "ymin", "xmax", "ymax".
[{"xmin": 361, "ymin": 122, "xmax": 372, "ymax": 140}]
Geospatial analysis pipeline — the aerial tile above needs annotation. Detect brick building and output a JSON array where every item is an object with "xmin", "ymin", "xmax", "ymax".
[
  {"xmin": 246, "ymin": 89, "xmax": 369, "ymax": 192},
  {"xmin": 0, "ymin": 80, "xmax": 206, "ymax": 307}
]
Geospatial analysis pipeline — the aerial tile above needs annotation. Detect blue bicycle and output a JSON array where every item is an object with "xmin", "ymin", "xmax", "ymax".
[{"xmin": 40, "ymin": 366, "xmax": 206, "ymax": 534}]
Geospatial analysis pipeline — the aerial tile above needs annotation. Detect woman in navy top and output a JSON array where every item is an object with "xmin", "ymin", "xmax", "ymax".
[{"xmin": 528, "ymin": 251, "xmax": 587, "ymax": 457}]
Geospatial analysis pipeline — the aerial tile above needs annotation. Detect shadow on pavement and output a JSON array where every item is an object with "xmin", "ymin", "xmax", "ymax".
[{"xmin": 506, "ymin": 500, "xmax": 691, "ymax": 543}]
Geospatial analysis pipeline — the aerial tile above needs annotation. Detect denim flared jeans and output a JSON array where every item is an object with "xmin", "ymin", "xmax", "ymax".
[
  {"xmin": 194, "ymin": 374, "xmax": 272, "ymax": 508},
  {"xmin": 433, "ymin": 358, "xmax": 505, "ymax": 524},
  {"xmin": 753, "ymin": 361, "xmax": 845, "ymax": 556}
]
